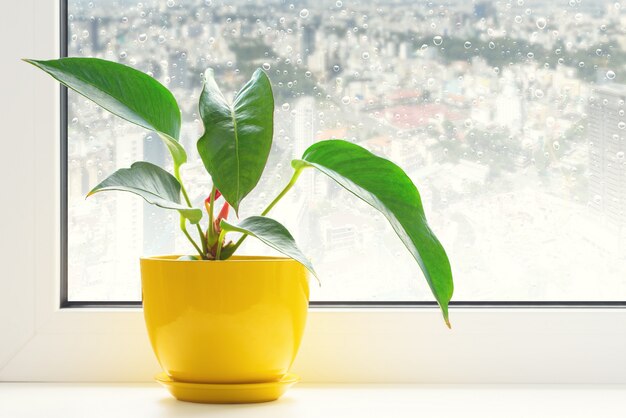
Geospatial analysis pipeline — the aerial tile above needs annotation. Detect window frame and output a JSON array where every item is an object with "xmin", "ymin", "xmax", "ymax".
[{"xmin": 2, "ymin": 0, "xmax": 626, "ymax": 383}]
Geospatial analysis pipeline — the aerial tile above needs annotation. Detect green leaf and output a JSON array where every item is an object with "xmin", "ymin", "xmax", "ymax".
[
  {"xmin": 24, "ymin": 57, "xmax": 186, "ymax": 168},
  {"xmin": 293, "ymin": 140, "xmax": 453, "ymax": 326},
  {"xmin": 219, "ymin": 216, "xmax": 318, "ymax": 282},
  {"xmin": 197, "ymin": 68, "xmax": 274, "ymax": 214},
  {"xmin": 87, "ymin": 161, "xmax": 202, "ymax": 224}
]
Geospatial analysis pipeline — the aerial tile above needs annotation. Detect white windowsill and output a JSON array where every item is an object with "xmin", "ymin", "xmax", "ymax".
[{"xmin": 1, "ymin": 383, "xmax": 625, "ymax": 418}]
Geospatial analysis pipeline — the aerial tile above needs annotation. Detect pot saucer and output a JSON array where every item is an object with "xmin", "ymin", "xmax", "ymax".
[{"xmin": 155, "ymin": 372, "xmax": 300, "ymax": 404}]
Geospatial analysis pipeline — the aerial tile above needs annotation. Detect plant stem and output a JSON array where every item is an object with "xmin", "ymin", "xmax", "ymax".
[
  {"xmin": 215, "ymin": 229, "xmax": 226, "ymax": 260},
  {"xmin": 230, "ymin": 168, "xmax": 303, "ymax": 253},
  {"xmin": 175, "ymin": 165, "xmax": 207, "ymax": 256},
  {"xmin": 180, "ymin": 215, "xmax": 204, "ymax": 258},
  {"xmin": 208, "ymin": 186, "xmax": 217, "ymax": 230},
  {"xmin": 261, "ymin": 168, "xmax": 303, "ymax": 216}
]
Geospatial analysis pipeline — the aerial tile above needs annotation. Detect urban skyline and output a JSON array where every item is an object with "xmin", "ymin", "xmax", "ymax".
[{"xmin": 67, "ymin": 0, "xmax": 626, "ymax": 302}]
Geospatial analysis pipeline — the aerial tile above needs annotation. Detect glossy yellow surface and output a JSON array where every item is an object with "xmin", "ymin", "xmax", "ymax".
[
  {"xmin": 140, "ymin": 255, "xmax": 309, "ymax": 385},
  {"xmin": 155, "ymin": 372, "xmax": 300, "ymax": 404}
]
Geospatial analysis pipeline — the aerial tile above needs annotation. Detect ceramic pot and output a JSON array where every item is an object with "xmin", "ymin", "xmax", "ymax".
[{"xmin": 140, "ymin": 255, "xmax": 309, "ymax": 402}]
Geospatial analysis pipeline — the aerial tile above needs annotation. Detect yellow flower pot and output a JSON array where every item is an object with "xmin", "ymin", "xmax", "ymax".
[{"xmin": 140, "ymin": 255, "xmax": 310, "ymax": 403}]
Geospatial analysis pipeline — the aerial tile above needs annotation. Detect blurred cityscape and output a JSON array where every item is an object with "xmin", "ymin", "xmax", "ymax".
[{"xmin": 67, "ymin": 0, "xmax": 626, "ymax": 301}]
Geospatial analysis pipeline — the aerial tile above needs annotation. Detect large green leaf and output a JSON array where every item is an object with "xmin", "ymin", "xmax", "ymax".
[
  {"xmin": 197, "ymin": 68, "xmax": 274, "ymax": 214},
  {"xmin": 24, "ymin": 57, "xmax": 186, "ymax": 168},
  {"xmin": 293, "ymin": 140, "xmax": 453, "ymax": 326},
  {"xmin": 219, "ymin": 216, "xmax": 318, "ymax": 282},
  {"xmin": 87, "ymin": 162, "xmax": 202, "ymax": 224}
]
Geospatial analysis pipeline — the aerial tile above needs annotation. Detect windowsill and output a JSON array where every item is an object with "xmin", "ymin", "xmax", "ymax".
[{"xmin": 1, "ymin": 383, "xmax": 625, "ymax": 417}]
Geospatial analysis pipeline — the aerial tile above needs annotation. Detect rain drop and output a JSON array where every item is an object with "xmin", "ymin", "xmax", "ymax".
[
  {"xmin": 138, "ymin": 33, "xmax": 147, "ymax": 43},
  {"xmin": 166, "ymin": 0, "xmax": 175, "ymax": 7},
  {"xmin": 361, "ymin": 52, "xmax": 370, "ymax": 60},
  {"xmin": 262, "ymin": 62, "xmax": 271, "ymax": 70},
  {"xmin": 282, "ymin": 103, "xmax": 290, "ymax": 111},
  {"xmin": 536, "ymin": 17, "xmax": 547, "ymax": 29},
  {"xmin": 464, "ymin": 41, "xmax": 472, "ymax": 49},
  {"xmin": 341, "ymin": 96, "xmax": 351, "ymax": 104},
  {"xmin": 488, "ymin": 41, "xmax": 495, "ymax": 49},
  {"xmin": 607, "ymin": 70, "xmax": 616, "ymax": 80},
  {"xmin": 553, "ymin": 141, "xmax": 560, "ymax": 150},
  {"xmin": 433, "ymin": 35, "xmax": 443, "ymax": 46},
  {"xmin": 299, "ymin": 9, "xmax": 309, "ymax": 18}
]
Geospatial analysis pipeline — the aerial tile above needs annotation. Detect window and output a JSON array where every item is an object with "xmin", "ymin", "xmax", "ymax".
[
  {"xmin": 5, "ymin": 0, "xmax": 626, "ymax": 384},
  {"xmin": 65, "ymin": 0, "xmax": 626, "ymax": 304}
]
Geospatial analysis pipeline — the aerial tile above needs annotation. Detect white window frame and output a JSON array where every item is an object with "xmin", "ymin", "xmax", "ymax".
[{"xmin": 2, "ymin": 0, "xmax": 626, "ymax": 383}]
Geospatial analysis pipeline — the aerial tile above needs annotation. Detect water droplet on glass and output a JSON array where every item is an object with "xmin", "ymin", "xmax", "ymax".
[
  {"xmin": 488, "ymin": 41, "xmax": 495, "ymax": 49},
  {"xmin": 433, "ymin": 35, "xmax": 443, "ymax": 46},
  {"xmin": 515, "ymin": 16, "xmax": 523, "ymax": 24},
  {"xmin": 552, "ymin": 141, "xmax": 560, "ymax": 150},
  {"xmin": 341, "ymin": 96, "xmax": 351, "ymax": 104},
  {"xmin": 361, "ymin": 52, "xmax": 370, "ymax": 60},
  {"xmin": 464, "ymin": 41, "xmax": 472, "ymax": 49},
  {"xmin": 138, "ymin": 33, "xmax": 147, "ymax": 43},
  {"xmin": 119, "ymin": 51, "xmax": 127, "ymax": 59},
  {"xmin": 305, "ymin": 71, "xmax": 312, "ymax": 78},
  {"xmin": 166, "ymin": 0, "xmax": 175, "ymax": 7},
  {"xmin": 607, "ymin": 70, "xmax": 616, "ymax": 80},
  {"xmin": 299, "ymin": 9, "xmax": 309, "ymax": 18},
  {"xmin": 262, "ymin": 62, "xmax": 271, "ymax": 70},
  {"xmin": 333, "ymin": 65, "xmax": 340, "ymax": 72},
  {"xmin": 618, "ymin": 121, "xmax": 626, "ymax": 130},
  {"xmin": 336, "ymin": 0, "xmax": 342, "ymax": 7},
  {"xmin": 536, "ymin": 17, "xmax": 547, "ymax": 29},
  {"xmin": 616, "ymin": 151, "xmax": 625, "ymax": 160},
  {"xmin": 158, "ymin": 35, "xmax": 166, "ymax": 44},
  {"xmin": 535, "ymin": 89, "xmax": 544, "ymax": 98},
  {"xmin": 282, "ymin": 103, "xmax": 290, "ymax": 111},
  {"xmin": 596, "ymin": 48, "xmax": 602, "ymax": 56}
]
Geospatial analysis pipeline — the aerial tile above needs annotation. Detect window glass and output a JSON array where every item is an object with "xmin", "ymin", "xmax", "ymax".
[{"xmin": 67, "ymin": 0, "xmax": 626, "ymax": 301}]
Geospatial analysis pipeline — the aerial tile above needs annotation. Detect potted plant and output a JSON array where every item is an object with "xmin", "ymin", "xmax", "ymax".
[{"xmin": 25, "ymin": 57, "xmax": 454, "ymax": 403}]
